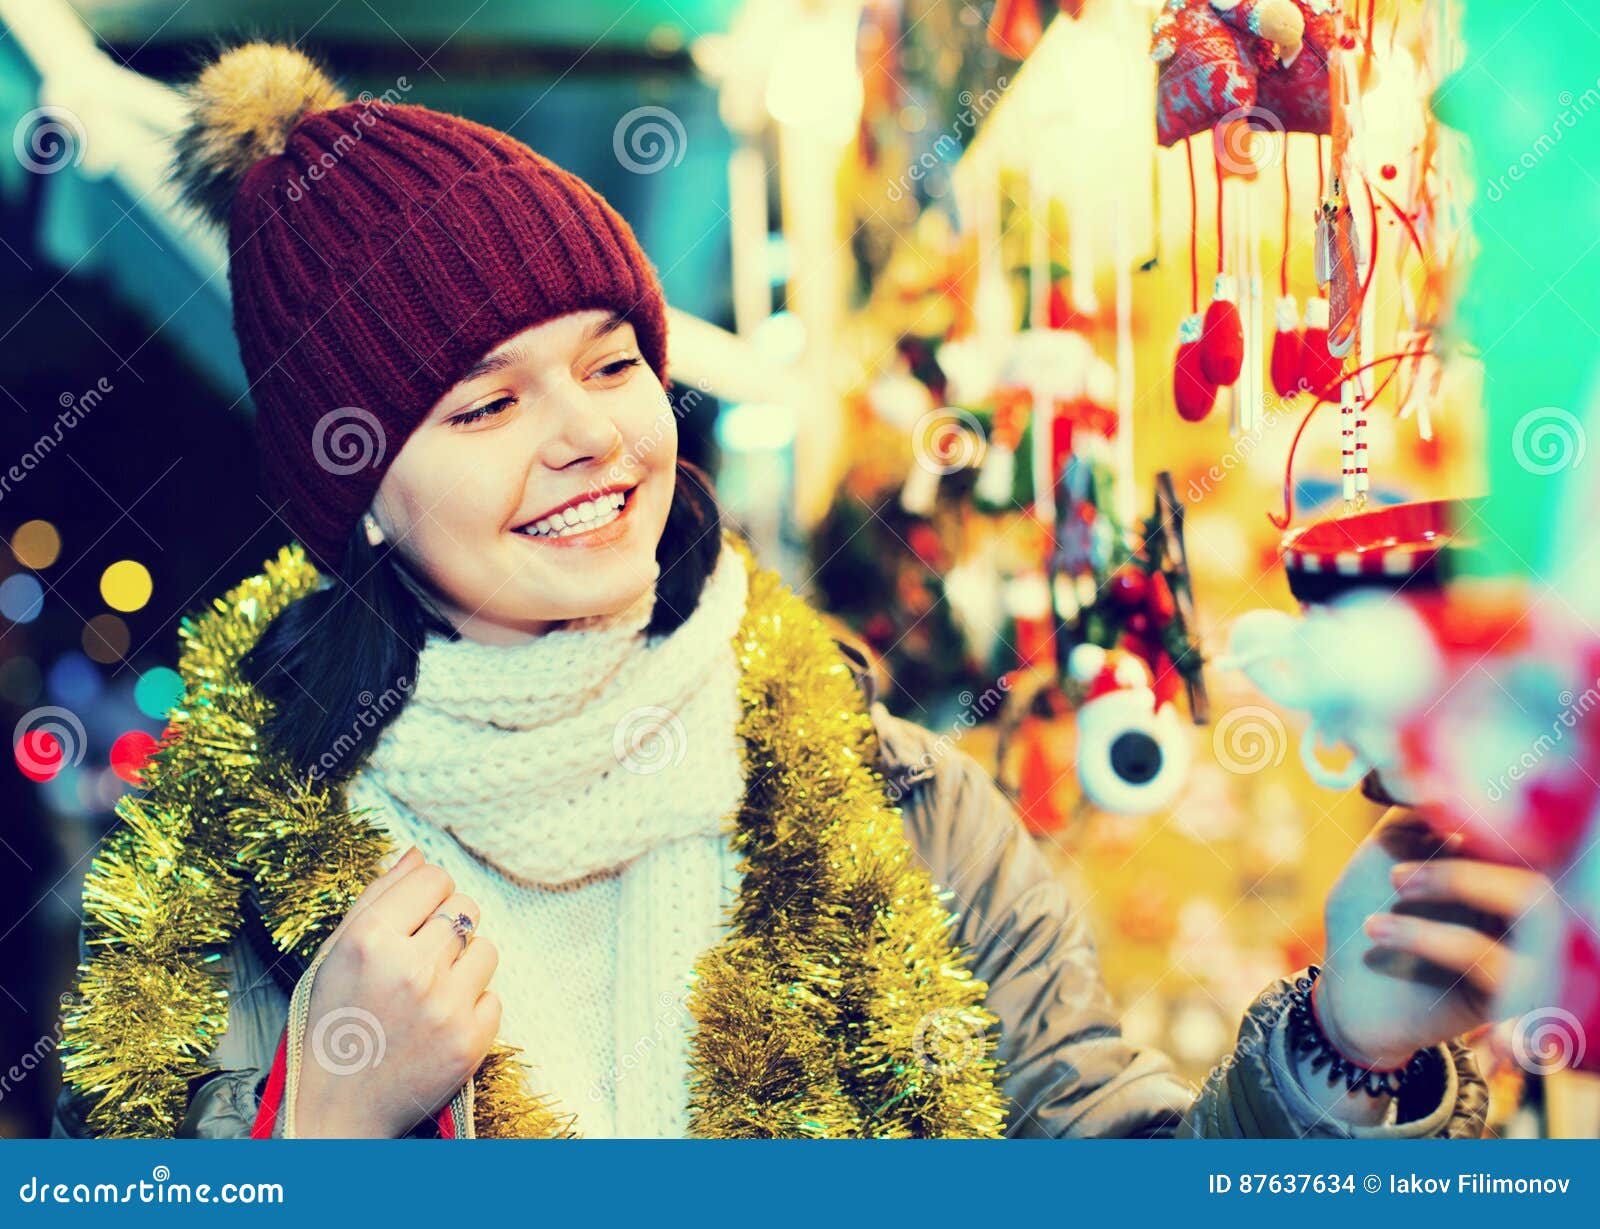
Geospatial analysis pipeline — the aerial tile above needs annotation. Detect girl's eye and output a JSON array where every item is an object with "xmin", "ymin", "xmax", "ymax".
[
  {"xmin": 592, "ymin": 356, "xmax": 641, "ymax": 381},
  {"xmin": 448, "ymin": 396, "xmax": 514, "ymax": 427}
]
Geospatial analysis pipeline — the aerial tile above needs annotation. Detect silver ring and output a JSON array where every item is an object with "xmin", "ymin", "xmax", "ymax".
[{"xmin": 431, "ymin": 910, "xmax": 474, "ymax": 953}]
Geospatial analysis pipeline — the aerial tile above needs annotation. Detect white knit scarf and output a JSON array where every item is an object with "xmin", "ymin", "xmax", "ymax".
[{"xmin": 348, "ymin": 539, "xmax": 750, "ymax": 1134}]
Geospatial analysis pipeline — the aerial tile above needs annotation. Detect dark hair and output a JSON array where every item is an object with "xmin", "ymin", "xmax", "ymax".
[{"xmin": 241, "ymin": 459, "xmax": 723, "ymax": 781}]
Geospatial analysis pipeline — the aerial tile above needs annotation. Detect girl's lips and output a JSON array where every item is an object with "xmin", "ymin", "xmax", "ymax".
[{"xmin": 510, "ymin": 486, "xmax": 636, "ymax": 550}]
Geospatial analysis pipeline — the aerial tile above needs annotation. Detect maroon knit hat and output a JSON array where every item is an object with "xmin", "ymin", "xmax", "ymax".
[{"xmin": 173, "ymin": 43, "xmax": 669, "ymax": 573}]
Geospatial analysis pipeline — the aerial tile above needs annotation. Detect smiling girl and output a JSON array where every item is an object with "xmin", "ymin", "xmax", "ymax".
[{"xmin": 54, "ymin": 43, "xmax": 1554, "ymax": 1140}]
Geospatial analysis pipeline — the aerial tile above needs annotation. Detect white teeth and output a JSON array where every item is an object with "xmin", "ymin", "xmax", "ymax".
[{"xmin": 515, "ymin": 491, "xmax": 627, "ymax": 538}]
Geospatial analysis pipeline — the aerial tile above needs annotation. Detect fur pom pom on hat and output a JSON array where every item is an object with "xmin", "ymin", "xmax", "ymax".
[
  {"xmin": 171, "ymin": 42, "xmax": 669, "ymax": 574},
  {"xmin": 173, "ymin": 43, "xmax": 349, "ymax": 228}
]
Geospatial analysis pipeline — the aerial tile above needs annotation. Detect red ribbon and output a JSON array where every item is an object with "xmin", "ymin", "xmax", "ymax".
[{"xmin": 250, "ymin": 1024, "xmax": 456, "ymax": 1139}]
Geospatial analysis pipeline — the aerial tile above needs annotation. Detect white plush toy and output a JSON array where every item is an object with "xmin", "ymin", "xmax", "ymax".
[{"xmin": 1068, "ymin": 643, "xmax": 1193, "ymax": 816}]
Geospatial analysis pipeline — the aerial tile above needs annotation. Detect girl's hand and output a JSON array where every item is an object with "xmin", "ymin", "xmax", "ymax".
[
  {"xmin": 1316, "ymin": 808, "xmax": 1562, "ymax": 1081},
  {"xmin": 292, "ymin": 846, "xmax": 502, "ymax": 1138}
]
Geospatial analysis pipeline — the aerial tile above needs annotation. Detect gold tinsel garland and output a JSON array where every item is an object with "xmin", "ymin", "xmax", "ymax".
[{"xmin": 60, "ymin": 536, "xmax": 1006, "ymax": 1138}]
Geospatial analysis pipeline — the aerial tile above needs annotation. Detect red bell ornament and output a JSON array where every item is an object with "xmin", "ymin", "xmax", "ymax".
[
  {"xmin": 1173, "ymin": 313, "xmax": 1218, "ymax": 422},
  {"xmin": 1270, "ymin": 295, "xmax": 1306, "ymax": 398},
  {"xmin": 1199, "ymin": 274, "xmax": 1244, "ymax": 386}
]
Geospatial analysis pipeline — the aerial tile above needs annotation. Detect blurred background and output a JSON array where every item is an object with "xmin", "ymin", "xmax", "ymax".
[{"xmin": 3, "ymin": 0, "xmax": 1598, "ymax": 1138}]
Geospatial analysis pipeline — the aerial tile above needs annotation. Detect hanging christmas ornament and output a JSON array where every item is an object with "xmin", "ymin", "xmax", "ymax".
[
  {"xmin": 1108, "ymin": 565, "xmax": 1183, "ymax": 709},
  {"xmin": 1067, "ymin": 644, "xmax": 1192, "ymax": 816},
  {"xmin": 1270, "ymin": 296, "xmax": 1305, "ymax": 397},
  {"xmin": 1268, "ymin": 143, "xmax": 1305, "ymax": 400},
  {"xmin": 1150, "ymin": 0, "xmax": 1314, "ymax": 148},
  {"xmin": 1254, "ymin": 1, "xmax": 1339, "ymax": 133},
  {"xmin": 1322, "ymin": 180, "xmax": 1364, "ymax": 358},
  {"xmin": 1153, "ymin": 3, "xmax": 1338, "ymax": 423},
  {"xmin": 1174, "ymin": 313, "xmax": 1219, "ymax": 421},
  {"xmin": 1298, "ymin": 295, "xmax": 1341, "ymax": 393},
  {"xmin": 1338, "ymin": 378, "xmax": 1357, "ymax": 504},
  {"xmin": 1322, "ymin": 48, "xmax": 1366, "ymax": 358},
  {"xmin": 1352, "ymin": 381, "xmax": 1369, "ymax": 501},
  {"xmin": 1172, "ymin": 141, "xmax": 1217, "ymax": 422},
  {"xmin": 1201, "ymin": 274, "xmax": 1245, "ymax": 387}
]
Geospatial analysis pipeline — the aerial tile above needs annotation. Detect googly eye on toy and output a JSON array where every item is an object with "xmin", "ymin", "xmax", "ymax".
[{"xmin": 1068, "ymin": 644, "xmax": 1193, "ymax": 816}]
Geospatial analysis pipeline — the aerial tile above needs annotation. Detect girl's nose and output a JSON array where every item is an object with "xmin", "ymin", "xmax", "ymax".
[{"xmin": 540, "ymin": 390, "xmax": 625, "ymax": 470}]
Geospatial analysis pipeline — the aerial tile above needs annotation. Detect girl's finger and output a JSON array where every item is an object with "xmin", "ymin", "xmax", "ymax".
[
  {"xmin": 326, "ymin": 845, "xmax": 423, "ymax": 945},
  {"xmin": 416, "ymin": 892, "xmax": 483, "ymax": 972},
  {"xmin": 359, "ymin": 844, "xmax": 422, "ymax": 903},
  {"xmin": 1390, "ymin": 857, "xmax": 1549, "ymax": 919},
  {"xmin": 444, "ymin": 935, "xmax": 499, "ymax": 999},
  {"xmin": 1364, "ymin": 911, "xmax": 1509, "ymax": 993},
  {"xmin": 368, "ymin": 860, "xmax": 456, "ymax": 934},
  {"xmin": 472, "ymin": 989, "xmax": 503, "ymax": 1047}
]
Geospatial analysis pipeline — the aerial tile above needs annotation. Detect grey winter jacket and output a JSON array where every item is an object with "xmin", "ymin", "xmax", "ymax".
[{"xmin": 52, "ymin": 640, "xmax": 1488, "ymax": 1140}]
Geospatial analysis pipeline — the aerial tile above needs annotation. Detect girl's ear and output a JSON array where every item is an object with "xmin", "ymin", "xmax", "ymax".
[{"xmin": 363, "ymin": 513, "xmax": 385, "ymax": 548}]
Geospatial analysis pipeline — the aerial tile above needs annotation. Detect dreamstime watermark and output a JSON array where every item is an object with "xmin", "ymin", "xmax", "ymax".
[
  {"xmin": 1211, "ymin": 705, "xmax": 1288, "ymax": 775},
  {"xmin": 312, "ymin": 406, "xmax": 388, "ymax": 475},
  {"xmin": 0, "ymin": 993, "xmax": 72, "ymax": 1107},
  {"xmin": 1484, "ymin": 672, "xmax": 1599, "ymax": 803},
  {"xmin": 613, "ymin": 106, "xmax": 687, "ymax": 174},
  {"xmin": 1214, "ymin": 104, "xmax": 1286, "ymax": 175},
  {"xmin": 588, "ymin": 989, "xmax": 686, "ymax": 1103},
  {"xmin": 1511, "ymin": 406, "xmax": 1586, "ymax": 475},
  {"xmin": 1205, "ymin": 981, "xmax": 1299, "ymax": 1086},
  {"xmin": 12, "ymin": 105, "xmax": 86, "ymax": 174},
  {"xmin": 911, "ymin": 407, "xmax": 987, "ymax": 475},
  {"xmin": 1483, "ymin": 76, "xmax": 1600, "ymax": 203},
  {"xmin": 910, "ymin": 1005, "xmax": 989, "ymax": 1075},
  {"xmin": 613, "ymin": 705, "xmax": 689, "ymax": 774},
  {"xmin": 0, "ymin": 378, "xmax": 113, "ymax": 503},
  {"xmin": 1185, "ymin": 391, "xmax": 1295, "ymax": 504},
  {"xmin": 883, "ymin": 679, "xmax": 1011, "ymax": 804},
  {"xmin": 13, "ymin": 706, "xmax": 88, "ymax": 777},
  {"xmin": 16, "ymin": 1165, "xmax": 283, "ymax": 1205},
  {"xmin": 308, "ymin": 677, "xmax": 413, "ymax": 782},
  {"xmin": 1510, "ymin": 1006, "xmax": 1586, "ymax": 1075},
  {"xmin": 284, "ymin": 79, "xmax": 413, "ymax": 203},
  {"xmin": 885, "ymin": 78, "xmax": 1008, "ymax": 203},
  {"xmin": 309, "ymin": 1005, "xmax": 387, "ymax": 1076},
  {"xmin": 594, "ymin": 377, "xmax": 714, "ymax": 493}
]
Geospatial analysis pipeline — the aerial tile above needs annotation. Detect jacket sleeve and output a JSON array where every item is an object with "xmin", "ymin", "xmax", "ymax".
[
  {"xmin": 871, "ymin": 703, "xmax": 1489, "ymax": 1139},
  {"xmin": 50, "ymin": 915, "xmax": 288, "ymax": 1139},
  {"xmin": 1179, "ymin": 971, "xmax": 1489, "ymax": 1138}
]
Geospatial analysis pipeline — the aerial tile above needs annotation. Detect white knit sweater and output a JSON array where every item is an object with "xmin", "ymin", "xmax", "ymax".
[{"xmin": 342, "ymin": 541, "xmax": 750, "ymax": 1137}]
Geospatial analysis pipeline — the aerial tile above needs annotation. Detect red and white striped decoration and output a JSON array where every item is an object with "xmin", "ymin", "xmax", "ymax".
[{"xmin": 1340, "ymin": 378, "xmax": 1356, "ymax": 501}]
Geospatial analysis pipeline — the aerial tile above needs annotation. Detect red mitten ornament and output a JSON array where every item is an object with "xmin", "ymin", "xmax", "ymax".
[
  {"xmin": 1173, "ymin": 313, "xmax": 1218, "ymax": 422},
  {"xmin": 1299, "ymin": 295, "xmax": 1342, "ymax": 395},
  {"xmin": 1270, "ymin": 295, "xmax": 1305, "ymax": 398},
  {"xmin": 1200, "ymin": 274, "xmax": 1244, "ymax": 385}
]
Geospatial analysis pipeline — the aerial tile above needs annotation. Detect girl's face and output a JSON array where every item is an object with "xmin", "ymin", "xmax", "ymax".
[{"xmin": 369, "ymin": 309, "xmax": 676, "ymax": 644}]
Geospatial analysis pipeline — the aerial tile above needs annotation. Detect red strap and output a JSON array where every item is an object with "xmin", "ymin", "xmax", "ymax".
[
  {"xmin": 251, "ymin": 1022, "xmax": 457, "ymax": 1138},
  {"xmin": 249, "ymin": 1029, "xmax": 289, "ymax": 1139}
]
